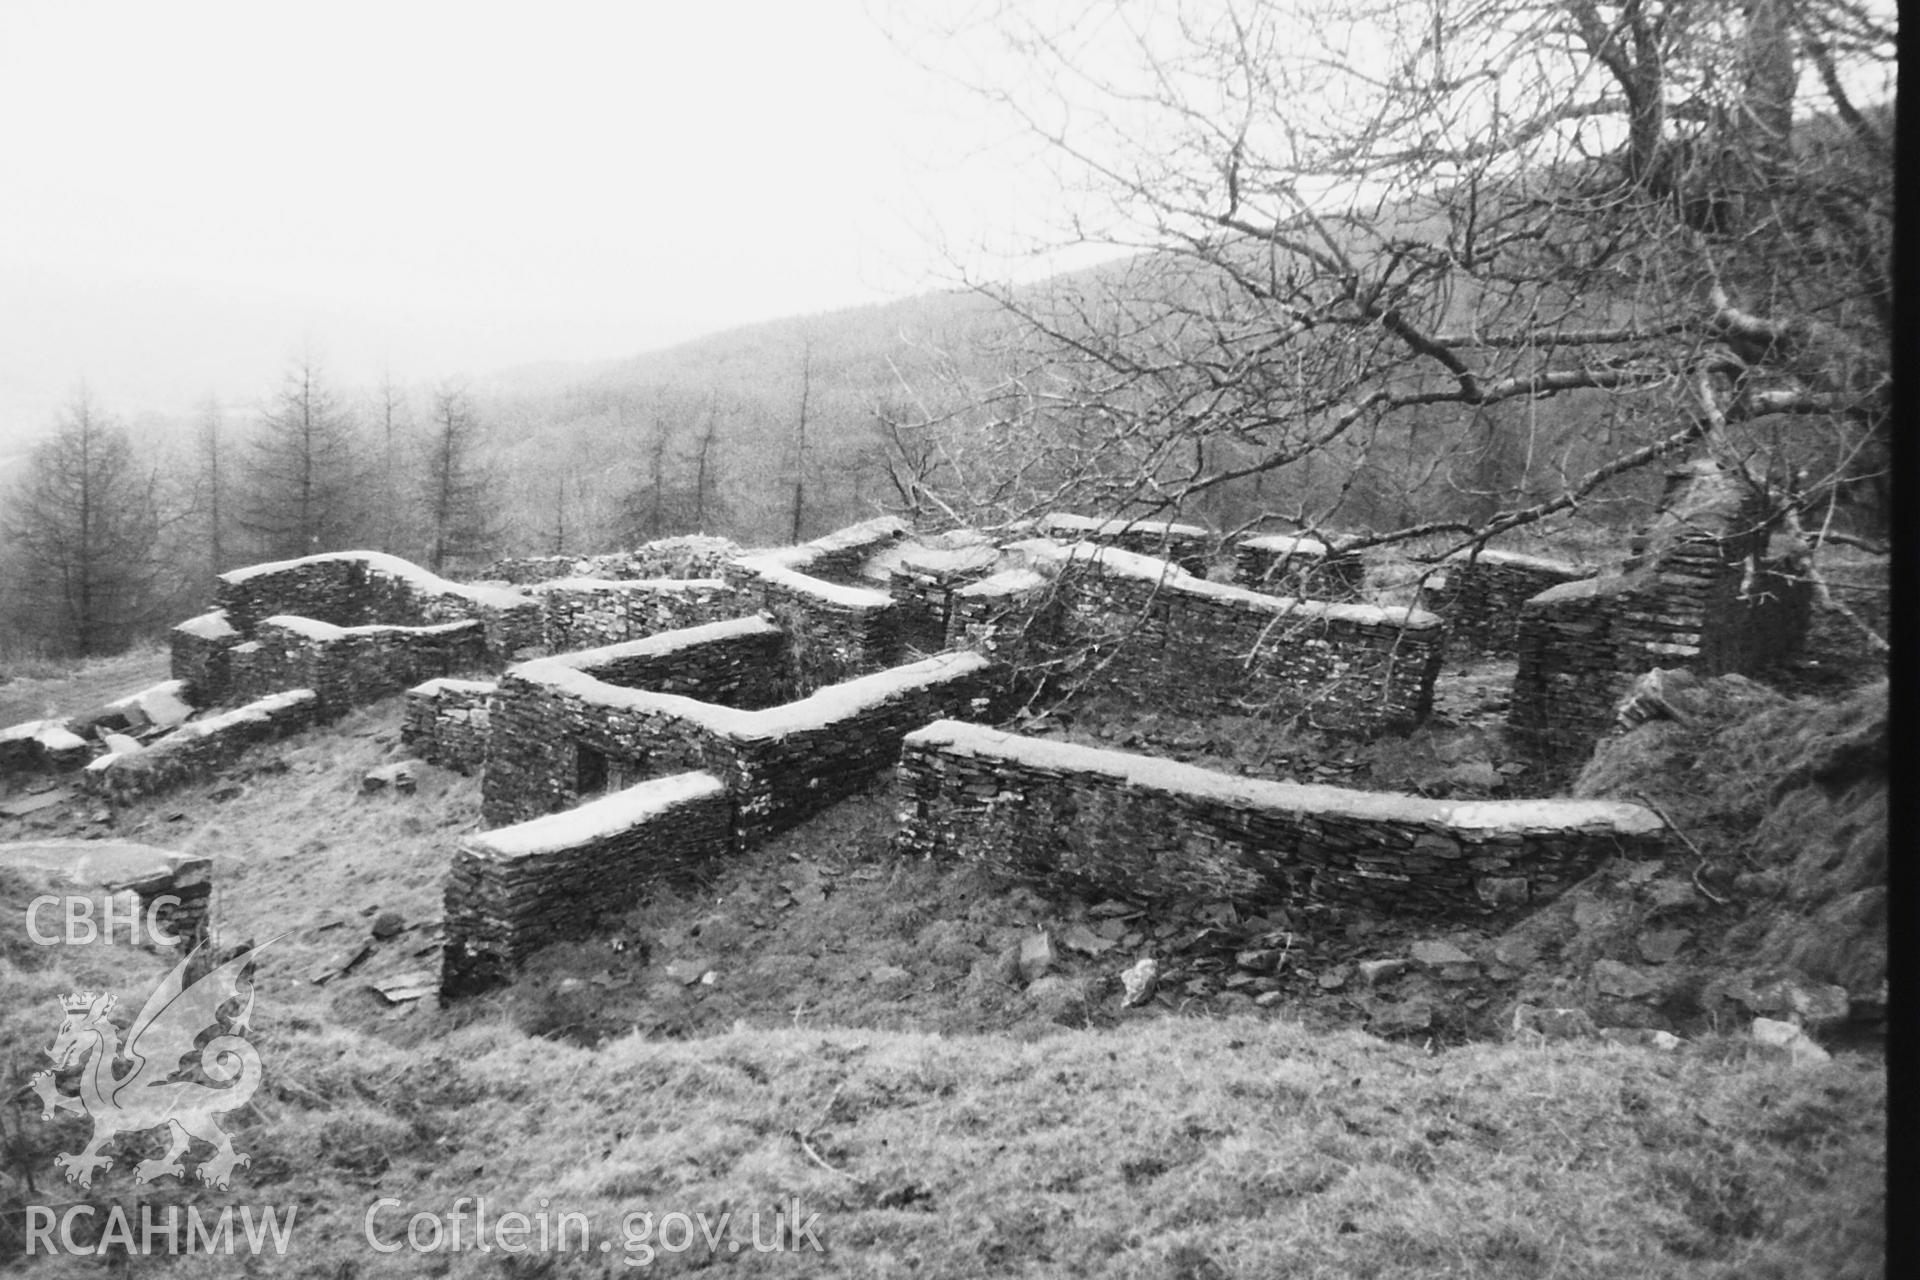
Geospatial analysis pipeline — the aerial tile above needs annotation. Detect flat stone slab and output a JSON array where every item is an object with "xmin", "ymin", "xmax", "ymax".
[
  {"xmin": 0, "ymin": 838, "xmax": 211, "ymax": 895},
  {"xmin": 0, "ymin": 790, "xmax": 73, "ymax": 818}
]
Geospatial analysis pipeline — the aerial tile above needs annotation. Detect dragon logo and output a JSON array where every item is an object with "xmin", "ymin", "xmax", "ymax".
[{"xmin": 28, "ymin": 941, "xmax": 273, "ymax": 1190}]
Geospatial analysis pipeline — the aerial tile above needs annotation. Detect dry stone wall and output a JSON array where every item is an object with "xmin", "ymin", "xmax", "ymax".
[
  {"xmin": 485, "ymin": 643, "xmax": 1005, "ymax": 839},
  {"xmin": 1510, "ymin": 462, "xmax": 1812, "ymax": 759},
  {"xmin": 0, "ymin": 720, "xmax": 91, "ymax": 773},
  {"xmin": 481, "ymin": 620, "xmax": 788, "ymax": 825},
  {"xmin": 1235, "ymin": 535, "xmax": 1366, "ymax": 598},
  {"xmin": 215, "ymin": 550, "xmax": 541, "ymax": 660},
  {"xmin": 481, "ymin": 535, "xmax": 741, "ymax": 585},
  {"xmin": 979, "ymin": 542, "xmax": 1443, "ymax": 733},
  {"xmin": 548, "ymin": 617, "xmax": 790, "ymax": 703},
  {"xmin": 895, "ymin": 720, "xmax": 1669, "ymax": 916},
  {"xmin": 886, "ymin": 545, "xmax": 1005, "ymax": 653},
  {"xmin": 0, "ymin": 842, "xmax": 215, "ymax": 953},
  {"xmin": 733, "ymin": 561, "xmax": 902, "ymax": 694},
  {"xmin": 80, "ymin": 690, "xmax": 316, "ymax": 798},
  {"xmin": 1040, "ymin": 514, "xmax": 1213, "ymax": 577},
  {"xmin": 1427, "ymin": 549, "xmax": 1590, "ymax": 657},
  {"xmin": 534, "ymin": 578, "xmax": 748, "ymax": 652},
  {"xmin": 444, "ymin": 771, "xmax": 734, "ymax": 992},
  {"xmin": 169, "ymin": 611, "xmax": 240, "ymax": 704},
  {"xmin": 225, "ymin": 617, "xmax": 488, "ymax": 719},
  {"xmin": 755, "ymin": 515, "xmax": 909, "ymax": 585},
  {"xmin": 402, "ymin": 678, "xmax": 496, "ymax": 774}
]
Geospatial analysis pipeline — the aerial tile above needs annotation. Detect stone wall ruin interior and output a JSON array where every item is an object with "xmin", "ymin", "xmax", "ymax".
[{"xmin": 4, "ymin": 473, "xmax": 1836, "ymax": 994}]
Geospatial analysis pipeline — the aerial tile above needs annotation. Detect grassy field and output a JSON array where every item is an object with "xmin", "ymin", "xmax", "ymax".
[
  {"xmin": 0, "ymin": 647, "xmax": 173, "ymax": 729},
  {"xmin": 0, "ymin": 687, "xmax": 1887, "ymax": 1277}
]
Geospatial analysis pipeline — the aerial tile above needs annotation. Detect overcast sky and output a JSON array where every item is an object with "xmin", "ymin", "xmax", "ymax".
[{"xmin": 0, "ymin": 0, "xmax": 1069, "ymax": 442}]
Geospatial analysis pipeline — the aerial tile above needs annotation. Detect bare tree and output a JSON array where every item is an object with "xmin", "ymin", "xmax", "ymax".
[
  {"xmin": 789, "ymin": 333, "xmax": 815, "ymax": 543},
  {"xmin": 2, "ymin": 389, "xmax": 168, "ymax": 655},
  {"xmin": 420, "ymin": 382, "xmax": 497, "ymax": 574},
  {"xmin": 371, "ymin": 369, "xmax": 414, "ymax": 554},
  {"xmin": 240, "ymin": 354, "xmax": 365, "ymax": 559},
  {"xmin": 614, "ymin": 389, "xmax": 704, "ymax": 545},
  {"xmin": 194, "ymin": 392, "xmax": 231, "ymax": 579},
  {"xmin": 690, "ymin": 393, "xmax": 728, "ymax": 533},
  {"xmin": 892, "ymin": 0, "xmax": 1892, "ymax": 585}
]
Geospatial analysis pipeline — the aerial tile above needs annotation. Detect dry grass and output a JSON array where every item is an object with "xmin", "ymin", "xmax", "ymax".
[
  {"xmin": 0, "ymin": 671, "xmax": 1887, "ymax": 1277},
  {"xmin": 3, "ymin": 928, "xmax": 1883, "ymax": 1277},
  {"xmin": 0, "ymin": 646, "xmax": 172, "ymax": 729}
]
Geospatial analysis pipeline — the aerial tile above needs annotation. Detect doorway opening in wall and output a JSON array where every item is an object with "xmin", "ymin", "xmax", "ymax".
[
  {"xmin": 576, "ymin": 742, "xmax": 643, "ymax": 797},
  {"xmin": 576, "ymin": 743, "xmax": 609, "ymax": 796}
]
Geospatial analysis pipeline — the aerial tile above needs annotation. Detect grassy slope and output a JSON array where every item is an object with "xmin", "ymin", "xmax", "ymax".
[
  {"xmin": 0, "ymin": 647, "xmax": 172, "ymax": 730},
  {"xmin": 0, "ymin": 687, "xmax": 1887, "ymax": 1277}
]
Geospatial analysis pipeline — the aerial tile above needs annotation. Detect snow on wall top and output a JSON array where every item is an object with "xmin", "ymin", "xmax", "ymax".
[
  {"xmin": 1525, "ymin": 572, "xmax": 1639, "ymax": 608},
  {"xmin": 1042, "ymin": 513, "xmax": 1210, "ymax": 539},
  {"xmin": 739, "ymin": 558, "xmax": 894, "ymax": 609},
  {"xmin": 1, "ymin": 720, "xmax": 87, "ymax": 751},
  {"xmin": 905, "ymin": 720, "xmax": 1663, "ymax": 836},
  {"xmin": 894, "ymin": 545, "xmax": 1004, "ymax": 578},
  {"xmin": 1240, "ymin": 533, "xmax": 1332, "ymax": 557},
  {"xmin": 170, "ymin": 689, "xmax": 316, "ymax": 740},
  {"xmin": 105, "ymin": 681, "xmax": 194, "ymax": 728},
  {"xmin": 408, "ymin": 677, "xmax": 498, "ymax": 697},
  {"xmin": 174, "ymin": 610, "xmax": 238, "ymax": 640},
  {"xmin": 750, "ymin": 515, "xmax": 911, "ymax": 570},
  {"xmin": 466, "ymin": 770, "xmax": 728, "ymax": 860},
  {"xmin": 800, "ymin": 514, "xmax": 909, "ymax": 554},
  {"xmin": 1025, "ymin": 540, "xmax": 1440, "ymax": 628},
  {"xmin": 1443, "ymin": 547, "xmax": 1586, "ymax": 576},
  {"xmin": 258, "ymin": 615, "xmax": 482, "ymax": 642},
  {"xmin": 517, "ymin": 650, "xmax": 991, "ymax": 742},
  {"xmin": 736, "ymin": 650, "xmax": 990, "ymax": 739},
  {"xmin": 220, "ymin": 550, "xmax": 533, "ymax": 610},
  {"xmin": 530, "ymin": 616, "xmax": 781, "ymax": 674},
  {"xmin": 957, "ymin": 568, "xmax": 1051, "ymax": 599},
  {"xmin": 0, "ymin": 719, "xmax": 56, "ymax": 745},
  {"xmin": 532, "ymin": 577, "xmax": 732, "ymax": 594}
]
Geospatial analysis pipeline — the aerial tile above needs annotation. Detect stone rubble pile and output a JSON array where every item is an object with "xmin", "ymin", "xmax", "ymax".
[{"xmin": 80, "ymin": 690, "xmax": 317, "ymax": 798}]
